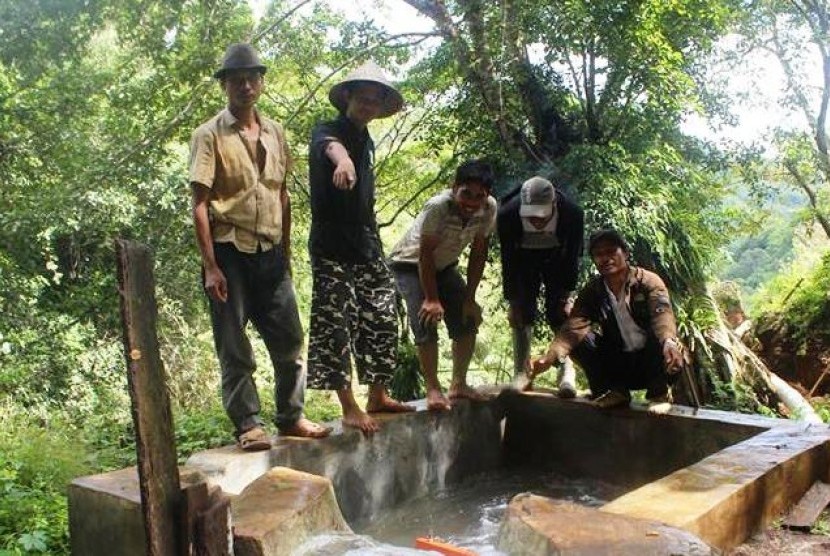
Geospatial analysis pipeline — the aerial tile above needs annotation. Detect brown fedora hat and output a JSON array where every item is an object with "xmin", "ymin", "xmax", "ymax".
[
  {"xmin": 214, "ymin": 43, "xmax": 267, "ymax": 79},
  {"xmin": 328, "ymin": 61, "xmax": 404, "ymax": 118}
]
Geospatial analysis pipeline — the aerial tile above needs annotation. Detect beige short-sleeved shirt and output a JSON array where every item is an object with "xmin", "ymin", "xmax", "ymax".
[
  {"xmin": 189, "ymin": 108, "xmax": 290, "ymax": 253},
  {"xmin": 389, "ymin": 189, "xmax": 497, "ymax": 271}
]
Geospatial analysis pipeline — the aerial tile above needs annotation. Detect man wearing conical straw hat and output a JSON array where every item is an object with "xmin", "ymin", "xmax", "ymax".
[{"xmin": 307, "ymin": 61, "xmax": 414, "ymax": 434}]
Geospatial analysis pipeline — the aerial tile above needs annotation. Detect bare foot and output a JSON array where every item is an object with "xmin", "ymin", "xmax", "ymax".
[
  {"xmin": 426, "ymin": 388, "xmax": 452, "ymax": 411},
  {"xmin": 342, "ymin": 406, "xmax": 380, "ymax": 435},
  {"xmin": 278, "ymin": 418, "xmax": 332, "ymax": 438},
  {"xmin": 449, "ymin": 383, "xmax": 488, "ymax": 402},
  {"xmin": 366, "ymin": 397, "xmax": 415, "ymax": 414},
  {"xmin": 366, "ymin": 386, "xmax": 416, "ymax": 413}
]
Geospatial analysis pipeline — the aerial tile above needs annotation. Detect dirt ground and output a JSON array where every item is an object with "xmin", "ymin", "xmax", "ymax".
[{"xmin": 728, "ymin": 526, "xmax": 830, "ymax": 555}]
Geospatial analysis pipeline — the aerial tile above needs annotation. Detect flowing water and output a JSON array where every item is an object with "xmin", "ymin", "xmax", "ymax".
[{"xmin": 292, "ymin": 469, "xmax": 624, "ymax": 555}]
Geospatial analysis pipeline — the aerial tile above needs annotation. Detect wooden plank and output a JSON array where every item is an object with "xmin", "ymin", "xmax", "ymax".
[
  {"xmin": 116, "ymin": 239, "xmax": 181, "ymax": 556},
  {"xmin": 783, "ymin": 481, "xmax": 830, "ymax": 530},
  {"xmin": 179, "ymin": 482, "xmax": 208, "ymax": 556},
  {"xmin": 194, "ymin": 491, "xmax": 232, "ymax": 556}
]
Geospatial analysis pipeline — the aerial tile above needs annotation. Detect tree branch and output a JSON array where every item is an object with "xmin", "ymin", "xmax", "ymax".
[
  {"xmin": 783, "ymin": 159, "xmax": 830, "ymax": 238},
  {"xmin": 378, "ymin": 156, "xmax": 458, "ymax": 228}
]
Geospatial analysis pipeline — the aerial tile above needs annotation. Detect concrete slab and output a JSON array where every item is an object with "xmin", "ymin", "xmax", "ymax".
[
  {"xmin": 601, "ymin": 421, "xmax": 830, "ymax": 550},
  {"xmin": 498, "ymin": 493, "xmax": 713, "ymax": 555}
]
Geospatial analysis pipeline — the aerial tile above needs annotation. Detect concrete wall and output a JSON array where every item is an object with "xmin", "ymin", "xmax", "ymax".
[
  {"xmin": 501, "ymin": 391, "xmax": 830, "ymax": 551},
  {"xmin": 70, "ymin": 391, "xmax": 830, "ymax": 554},
  {"xmin": 69, "ymin": 399, "xmax": 504, "ymax": 554},
  {"xmin": 187, "ymin": 399, "xmax": 505, "ymax": 525},
  {"xmin": 502, "ymin": 392, "xmax": 769, "ymax": 489}
]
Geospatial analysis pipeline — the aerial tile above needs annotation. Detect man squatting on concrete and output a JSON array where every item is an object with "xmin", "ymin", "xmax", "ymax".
[
  {"xmin": 306, "ymin": 62, "xmax": 414, "ymax": 434},
  {"xmin": 529, "ymin": 229, "xmax": 685, "ymax": 414},
  {"xmin": 190, "ymin": 44, "xmax": 330, "ymax": 451},
  {"xmin": 497, "ymin": 176, "xmax": 584, "ymax": 397},
  {"xmin": 389, "ymin": 160, "xmax": 497, "ymax": 410}
]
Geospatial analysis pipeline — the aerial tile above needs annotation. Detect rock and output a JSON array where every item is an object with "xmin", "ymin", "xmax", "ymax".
[
  {"xmin": 232, "ymin": 467, "xmax": 351, "ymax": 556},
  {"xmin": 497, "ymin": 493, "xmax": 713, "ymax": 555}
]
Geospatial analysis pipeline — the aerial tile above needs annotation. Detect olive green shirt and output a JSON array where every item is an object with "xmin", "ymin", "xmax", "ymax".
[{"xmin": 189, "ymin": 108, "xmax": 290, "ymax": 253}]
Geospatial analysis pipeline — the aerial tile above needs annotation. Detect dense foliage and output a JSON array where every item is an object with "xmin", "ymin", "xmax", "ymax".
[{"xmin": 0, "ymin": 0, "xmax": 827, "ymax": 553}]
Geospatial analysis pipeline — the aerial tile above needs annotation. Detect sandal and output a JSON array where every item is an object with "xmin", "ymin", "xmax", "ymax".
[{"xmin": 237, "ymin": 426, "xmax": 272, "ymax": 452}]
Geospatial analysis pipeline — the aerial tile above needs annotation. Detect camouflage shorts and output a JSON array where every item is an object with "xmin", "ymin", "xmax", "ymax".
[{"xmin": 307, "ymin": 257, "xmax": 398, "ymax": 390}]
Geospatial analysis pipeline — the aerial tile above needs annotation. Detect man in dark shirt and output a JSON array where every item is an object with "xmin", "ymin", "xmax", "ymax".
[
  {"xmin": 307, "ymin": 62, "xmax": 413, "ymax": 434},
  {"xmin": 497, "ymin": 176, "xmax": 584, "ymax": 397}
]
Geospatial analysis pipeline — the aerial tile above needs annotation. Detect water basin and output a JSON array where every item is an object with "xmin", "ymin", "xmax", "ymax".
[{"xmin": 294, "ymin": 468, "xmax": 624, "ymax": 555}]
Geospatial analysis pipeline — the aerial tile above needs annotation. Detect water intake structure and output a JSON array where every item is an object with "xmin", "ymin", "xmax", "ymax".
[{"xmin": 69, "ymin": 390, "xmax": 830, "ymax": 555}]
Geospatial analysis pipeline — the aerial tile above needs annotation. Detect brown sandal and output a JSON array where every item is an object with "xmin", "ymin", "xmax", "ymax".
[{"xmin": 237, "ymin": 426, "xmax": 272, "ymax": 452}]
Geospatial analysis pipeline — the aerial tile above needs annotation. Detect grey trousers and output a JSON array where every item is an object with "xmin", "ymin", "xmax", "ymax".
[{"xmin": 207, "ymin": 242, "xmax": 305, "ymax": 435}]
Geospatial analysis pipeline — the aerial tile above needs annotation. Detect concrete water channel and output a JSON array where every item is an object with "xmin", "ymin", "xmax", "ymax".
[{"xmin": 69, "ymin": 390, "xmax": 830, "ymax": 555}]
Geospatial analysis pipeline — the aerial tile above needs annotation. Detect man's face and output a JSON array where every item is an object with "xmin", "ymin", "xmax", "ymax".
[
  {"xmin": 345, "ymin": 83, "xmax": 385, "ymax": 124},
  {"xmin": 591, "ymin": 240, "xmax": 627, "ymax": 277},
  {"xmin": 222, "ymin": 69, "xmax": 263, "ymax": 110},
  {"xmin": 452, "ymin": 181, "xmax": 488, "ymax": 218},
  {"xmin": 526, "ymin": 214, "xmax": 553, "ymax": 230}
]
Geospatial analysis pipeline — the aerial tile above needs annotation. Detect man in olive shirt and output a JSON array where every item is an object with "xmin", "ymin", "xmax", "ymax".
[
  {"xmin": 190, "ymin": 43, "xmax": 329, "ymax": 451},
  {"xmin": 529, "ymin": 229, "xmax": 684, "ymax": 414}
]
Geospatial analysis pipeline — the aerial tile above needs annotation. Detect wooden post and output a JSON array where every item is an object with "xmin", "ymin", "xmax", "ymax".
[{"xmin": 116, "ymin": 239, "xmax": 181, "ymax": 556}]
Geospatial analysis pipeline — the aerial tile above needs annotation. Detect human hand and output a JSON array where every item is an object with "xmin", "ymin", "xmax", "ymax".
[
  {"xmin": 462, "ymin": 298, "xmax": 483, "ymax": 327},
  {"xmin": 204, "ymin": 265, "xmax": 228, "ymax": 303},
  {"xmin": 663, "ymin": 339, "xmax": 684, "ymax": 374},
  {"xmin": 560, "ymin": 296, "xmax": 575, "ymax": 318},
  {"xmin": 419, "ymin": 299, "xmax": 444, "ymax": 327},
  {"xmin": 528, "ymin": 354, "xmax": 557, "ymax": 380},
  {"xmin": 332, "ymin": 158, "xmax": 357, "ymax": 190}
]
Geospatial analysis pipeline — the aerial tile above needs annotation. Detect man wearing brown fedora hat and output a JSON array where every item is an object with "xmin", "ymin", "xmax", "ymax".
[
  {"xmin": 306, "ymin": 61, "xmax": 413, "ymax": 434},
  {"xmin": 190, "ymin": 43, "xmax": 330, "ymax": 451}
]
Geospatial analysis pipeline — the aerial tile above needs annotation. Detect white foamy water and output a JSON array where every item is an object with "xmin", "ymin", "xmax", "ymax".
[{"xmin": 293, "ymin": 469, "xmax": 623, "ymax": 555}]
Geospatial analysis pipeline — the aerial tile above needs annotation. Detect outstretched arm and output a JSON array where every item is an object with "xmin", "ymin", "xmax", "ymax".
[{"xmin": 324, "ymin": 141, "xmax": 357, "ymax": 190}]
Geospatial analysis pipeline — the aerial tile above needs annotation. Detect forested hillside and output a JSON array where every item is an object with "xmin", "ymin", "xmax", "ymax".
[{"xmin": 2, "ymin": 0, "xmax": 829, "ymax": 553}]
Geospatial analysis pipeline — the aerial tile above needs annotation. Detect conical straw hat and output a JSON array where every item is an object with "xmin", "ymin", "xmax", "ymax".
[{"xmin": 328, "ymin": 61, "xmax": 404, "ymax": 118}]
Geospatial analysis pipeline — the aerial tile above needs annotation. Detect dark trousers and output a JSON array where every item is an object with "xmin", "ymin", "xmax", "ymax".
[
  {"xmin": 207, "ymin": 242, "xmax": 305, "ymax": 434},
  {"xmin": 571, "ymin": 333, "xmax": 672, "ymax": 399},
  {"xmin": 511, "ymin": 249, "xmax": 569, "ymax": 330},
  {"xmin": 391, "ymin": 262, "xmax": 477, "ymax": 345}
]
